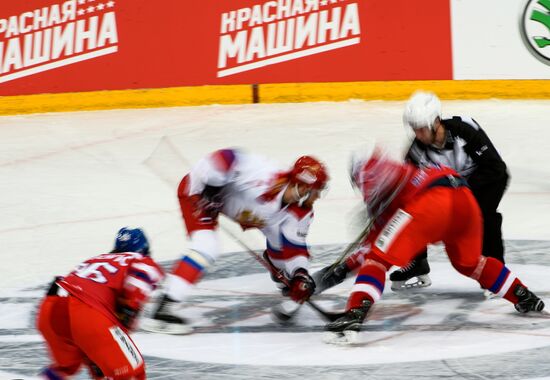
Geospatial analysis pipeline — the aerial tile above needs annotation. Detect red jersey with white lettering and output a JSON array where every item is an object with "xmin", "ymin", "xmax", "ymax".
[
  {"xmin": 58, "ymin": 252, "xmax": 164, "ymax": 328},
  {"xmin": 346, "ymin": 163, "xmax": 462, "ymax": 270}
]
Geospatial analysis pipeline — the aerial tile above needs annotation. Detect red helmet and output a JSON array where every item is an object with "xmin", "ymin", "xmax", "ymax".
[
  {"xmin": 290, "ymin": 156, "xmax": 329, "ymax": 190},
  {"xmin": 351, "ymin": 148, "xmax": 405, "ymax": 213}
]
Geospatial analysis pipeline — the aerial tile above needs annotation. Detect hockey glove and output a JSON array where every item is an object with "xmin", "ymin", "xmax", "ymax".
[
  {"xmin": 196, "ymin": 185, "xmax": 224, "ymax": 219},
  {"xmin": 115, "ymin": 299, "xmax": 139, "ymax": 330},
  {"xmin": 318, "ymin": 262, "xmax": 349, "ymax": 290},
  {"xmin": 288, "ymin": 269, "xmax": 316, "ymax": 304},
  {"xmin": 84, "ymin": 359, "xmax": 105, "ymax": 379}
]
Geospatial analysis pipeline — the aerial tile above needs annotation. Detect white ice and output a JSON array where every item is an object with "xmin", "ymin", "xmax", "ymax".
[{"xmin": 0, "ymin": 100, "xmax": 549, "ymax": 377}]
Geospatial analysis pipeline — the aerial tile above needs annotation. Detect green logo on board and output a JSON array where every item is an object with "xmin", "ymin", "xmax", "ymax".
[{"xmin": 520, "ymin": 0, "xmax": 550, "ymax": 64}]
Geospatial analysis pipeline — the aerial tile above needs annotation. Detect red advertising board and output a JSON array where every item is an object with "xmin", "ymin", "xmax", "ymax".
[{"xmin": 0, "ymin": 0, "xmax": 452, "ymax": 96}]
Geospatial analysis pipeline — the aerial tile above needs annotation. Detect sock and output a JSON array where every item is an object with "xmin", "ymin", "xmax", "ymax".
[
  {"xmin": 475, "ymin": 256, "xmax": 522, "ymax": 303},
  {"xmin": 346, "ymin": 257, "xmax": 389, "ymax": 310}
]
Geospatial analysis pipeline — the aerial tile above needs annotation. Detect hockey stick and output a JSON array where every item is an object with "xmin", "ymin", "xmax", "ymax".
[
  {"xmin": 310, "ymin": 215, "xmax": 374, "ymax": 295},
  {"xmin": 143, "ymin": 136, "xmax": 343, "ymax": 322},
  {"xmin": 217, "ymin": 219, "xmax": 344, "ymax": 322},
  {"xmin": 320, "ymin": 216, "xmax": 373, "ymax": 273},
  {"xmin": 312, "ymin": 166, "xmax": 414, "ymax": 294}
]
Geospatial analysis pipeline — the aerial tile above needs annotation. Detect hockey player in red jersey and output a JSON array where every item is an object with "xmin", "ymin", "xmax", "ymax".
[
  {"xmin": 143, "ymin": 149, "xmax": 329, "ymax": 334},
  {"xmin": 323, "ymin": 147, "xmax": 545, "ymax": 344},
  {"xmin": 37, "ymin": 227, "xmax": 164, "ymax": 379},
  {"xmin": 390, "ymin": 90, "xmax": 510, "ymax": 291}
]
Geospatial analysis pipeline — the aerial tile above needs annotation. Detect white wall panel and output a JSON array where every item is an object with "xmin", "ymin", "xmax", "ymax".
[{"xmin": 451, "ymin": 0, "xmax": 550, "ymax": 79}]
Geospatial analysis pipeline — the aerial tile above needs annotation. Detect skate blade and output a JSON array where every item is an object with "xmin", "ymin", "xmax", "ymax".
[
  {"xmin": 517, "ymin": 309, "xmax": 550, "ymax": 319},
  {"xmin": 322, "ymin": 330, "xmax": 359, "ymax": 345},
  {"xmin": 139, "ymin": 318, "xmax": 194, "ymax": 335},
  {"xmin": 391, "ymin": 275, "xmax": 432, "ymax": 291}
]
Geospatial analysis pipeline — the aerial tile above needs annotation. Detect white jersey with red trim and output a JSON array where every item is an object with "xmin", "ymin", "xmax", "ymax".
[{"xmin": 188, "ymin": 149, "xmax": 314, "ymax": 276}]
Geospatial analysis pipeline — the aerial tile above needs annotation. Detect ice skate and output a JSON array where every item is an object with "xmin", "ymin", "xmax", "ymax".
[
  {"xmin": 514, "ymin": 284, "xmax": 545, "ymax": 313},
  {"xmin": 323, "ymin": 300, "xmax": 371, "ymax": 345},
  {"xmin": 140, "ymin": 295, "xmax": 193, "ymax": 334},
  {"xmin": 390, "ymin": 257, "xmax": 431, "ymax": 291}
]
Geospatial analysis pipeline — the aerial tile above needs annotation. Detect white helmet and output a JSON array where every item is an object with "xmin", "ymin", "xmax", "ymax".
[{"xmin": 403, "ymin": 91, "xmax": 441, "ymax": 130}]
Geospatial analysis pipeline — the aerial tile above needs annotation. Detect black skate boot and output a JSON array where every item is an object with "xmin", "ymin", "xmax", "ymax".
[
  {"xmin": 324, "ymin": 300, "xmax": 371, "ymax": 344},
  {"xmin": 514, "ymin": 284, "xmax": 545, "ymax": 313},
  {"xmin": 390, "ymin": 257, "xmax": 431, "ymax": 291},
  {"xmin": 141, "ymin": 295, "xmax": 193, "ymax": 334}
]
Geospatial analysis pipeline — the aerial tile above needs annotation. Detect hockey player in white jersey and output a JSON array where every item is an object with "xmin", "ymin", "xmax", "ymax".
[{"xmin": 143, "ymin": 148, "xmax": 329, "ymax": 334}]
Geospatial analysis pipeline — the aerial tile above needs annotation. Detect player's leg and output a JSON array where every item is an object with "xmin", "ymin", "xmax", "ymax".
[
  {"xmin": 150, "ymin": 230, "xmax": 219, "ymax": 333},
  {"xmin": 324, "ymin": 255, "xmax": 392, "ymax": 342},
  {"xmin": 472, "ymin": 176, "xmax": 508, "ymax": 263},
  {"xmin": 264, "ymin": 249, "xmax": 304, "ymax": 324},
  {"xmin": 70, "ymin": 297, "xmax": 146, "ymax": 380},
  {"xmin": 145, "ymin": 175, "xmax": 220, "ymax": 334},
  {"xmin": 325, "ymin": 191, "xmax": 450, "ymax": 343},
  {"xmin": 36, "ymin": 295, "xmax": 84, "ymax": 378},
  {"xmin": 445, "ymin": 189, "xmax": 544, "ymax": 313}
]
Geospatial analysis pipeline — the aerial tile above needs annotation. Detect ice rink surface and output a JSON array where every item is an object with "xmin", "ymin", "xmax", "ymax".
[{"xmin": 0, "ymin": 100, "xmax": 549, "ymax": 379}]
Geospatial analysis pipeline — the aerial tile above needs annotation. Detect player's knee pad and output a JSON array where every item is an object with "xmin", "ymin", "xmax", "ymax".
[
  {"xmin": 449, "ymin": 254, "xmax": 481, "ymax": 278},
  {"xmin": 452, "ymin": 261, "xmax": 476, "ymax": 277},
  {"xmin": 365, "ymin": 256, "xmax": 393, "ymax": 271}
]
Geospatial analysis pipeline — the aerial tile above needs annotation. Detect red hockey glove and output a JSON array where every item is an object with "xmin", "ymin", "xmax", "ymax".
[{"xmin": 288, "ymin": 269, "xmax": 316, "ymax": 304}]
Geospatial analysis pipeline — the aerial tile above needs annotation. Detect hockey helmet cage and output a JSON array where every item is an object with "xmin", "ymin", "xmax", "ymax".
[
  {"xmin": 114, "ymin": 227, "xmax": 150, "ymax": 255},
  {"xmin": 350, "ymin": 147, "xmax": 403, "ymax": 212},
  {"xmin": 403, "ymin": 91, "xmax": 441, "ymax": 130},
  {"xmin": 290, "ymin": 156, "xmax": 329, "ymax": 190}
]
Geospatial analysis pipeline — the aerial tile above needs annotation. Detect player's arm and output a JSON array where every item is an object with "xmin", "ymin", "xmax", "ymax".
[
  {"xmin": 447, "ymin": 118, "xmax": 508, "ymax": 187},
  {"xmin": 188, "ymin": 149, "xmax": 238, "ymax": 193},
  {"xmin": 276, "ymin": 212, "xmax": 316, "ymax": 303},
  {"xmin": 315, "ymin": 227, "xmax": 378, "ymax": 293},
  {"xmin": 116, "ymin": 258, "xmax": 164, "ymax": 329},
  {"xmin": 185, "ymin": 149, "xmax": 238, "ymax": 218}
]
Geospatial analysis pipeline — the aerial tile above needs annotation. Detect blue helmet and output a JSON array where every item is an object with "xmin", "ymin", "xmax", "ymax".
[{"xmin": 114, "ymin": 227, "xmax": 150, "ymax": 255}]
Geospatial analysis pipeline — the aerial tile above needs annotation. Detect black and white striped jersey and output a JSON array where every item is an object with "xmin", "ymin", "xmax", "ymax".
[{"xmin": 405, "ymin": 116, "xmax": 508, "ymax": 190}]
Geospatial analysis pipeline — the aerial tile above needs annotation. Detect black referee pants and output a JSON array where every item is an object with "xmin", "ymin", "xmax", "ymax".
[{"xmin": 471, "ymin": 176, "xmax": 509, "ymax": 263}]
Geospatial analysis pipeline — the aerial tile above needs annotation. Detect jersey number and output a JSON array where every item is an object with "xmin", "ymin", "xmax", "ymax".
[{"xmin": 75, "ymin": 262, "xmax": 118, "ymax": 283}]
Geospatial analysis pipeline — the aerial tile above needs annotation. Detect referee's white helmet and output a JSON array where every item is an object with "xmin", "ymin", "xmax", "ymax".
[{"xmin": 403, "ymin": 91, "xmax": 441, "ymax": 130}]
